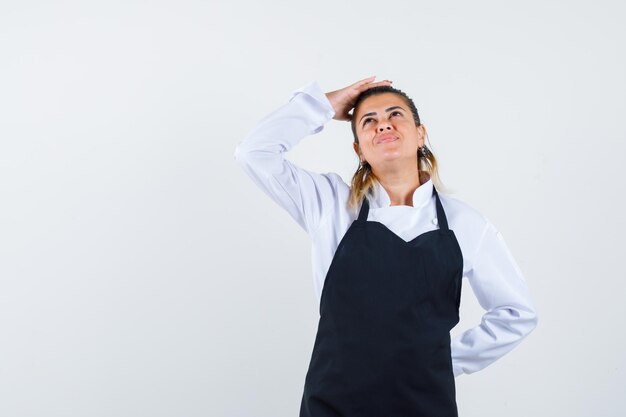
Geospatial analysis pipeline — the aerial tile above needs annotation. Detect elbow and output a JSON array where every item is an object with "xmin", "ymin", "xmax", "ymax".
[
  {"xmin": 529, "ymin": 308, "xmax": 539, "ymax": 332},
  {"xmin": 233, "ymin": 143, "xmax": 246, "ymax": 162},
  {"xmin": 517, "ymin": 305, "xmax": 539, "ymax": 339},
  {"xmin": 234, "ymin": 141, "xmax": 284, "ymax": 178},
  {"xmin": 233, "ymin": 143, "xmax": 255, "ymax": 168},
  {"xmin": 234, "ymin": 142, "xmax": 273, "ymax": 164},
  {"xmin": 524, "ymin": 299, "xmax": 539, "ymax": 331},
  {"xmin": 496, "ymin": 304, "xmax": 538, "ymax": 340}
]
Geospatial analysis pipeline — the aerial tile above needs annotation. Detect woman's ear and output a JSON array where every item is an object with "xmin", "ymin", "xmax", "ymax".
[
  {"xmin": 417, "ymin": 124, "xmax": 426, "ymax": 147},
  {"xmin": 352, "ymin": 141, "xmax": 361, "ymax": 158}
]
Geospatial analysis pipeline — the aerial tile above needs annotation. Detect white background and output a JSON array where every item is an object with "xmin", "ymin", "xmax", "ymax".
[{"xmin": 1, "ymin": 1, "xmax": 624, "ymax": 416}]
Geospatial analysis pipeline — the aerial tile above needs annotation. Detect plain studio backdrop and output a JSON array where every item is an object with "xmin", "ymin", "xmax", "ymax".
[{"xmin": 1, "ymin": 1, "xmax": 624, "ymax": 416}]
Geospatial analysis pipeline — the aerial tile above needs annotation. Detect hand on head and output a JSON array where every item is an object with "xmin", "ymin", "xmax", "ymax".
[{"xmin": 325, "ymin": 76, "xmax": 393, "ymax": 122}]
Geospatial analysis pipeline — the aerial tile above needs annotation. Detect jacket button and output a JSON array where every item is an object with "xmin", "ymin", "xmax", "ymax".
[{"xmin": 432, "ymin": 218, "xmax": 438, "ymax": 225}]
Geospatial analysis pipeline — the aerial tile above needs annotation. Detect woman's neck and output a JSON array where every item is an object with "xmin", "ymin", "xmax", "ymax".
[{"xmin": 375, "ymin": 171, "xmax": 429, "ymax": 207}]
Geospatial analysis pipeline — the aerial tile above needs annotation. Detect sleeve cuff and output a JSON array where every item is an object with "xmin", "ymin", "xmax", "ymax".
[{"xmin": 289, "ymin": 80, "xmax": 336, "ymax": 121}]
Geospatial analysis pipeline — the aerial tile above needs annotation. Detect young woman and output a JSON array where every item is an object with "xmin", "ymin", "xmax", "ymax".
[{"xmin": 234, "ymin": 76, "xmax": 539, "ymax": 417}]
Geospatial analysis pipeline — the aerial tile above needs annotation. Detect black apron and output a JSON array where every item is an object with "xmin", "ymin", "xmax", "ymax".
[{"xmin": 300, "ymin": 185, "xmax": 463, "ymax": 417}]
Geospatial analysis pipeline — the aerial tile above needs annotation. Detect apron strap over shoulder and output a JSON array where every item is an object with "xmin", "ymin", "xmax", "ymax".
[
  {"xmin": 433, "ymin": 187, "xmax": 449, "ymax": 231},
  {"xmin": 358, "ymin": 196, "xmax": 370, "ymax": 222}
]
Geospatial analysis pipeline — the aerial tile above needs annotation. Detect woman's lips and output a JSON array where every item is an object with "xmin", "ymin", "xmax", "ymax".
[{"xmin": 377, "ymin": 134, "xmax": 398, "ymax": 144}]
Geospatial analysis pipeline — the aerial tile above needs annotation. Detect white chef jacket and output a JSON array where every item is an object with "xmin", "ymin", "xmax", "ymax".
[{"xmin": 233, "ymin": 80, "xmax": 539, "ymax": 378}]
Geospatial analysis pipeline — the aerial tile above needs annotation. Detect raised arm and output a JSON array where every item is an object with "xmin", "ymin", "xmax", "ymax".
[
  {"xmin": 233, "ymin": 76, "xmax": 391, "ymax": 236},
  {"xmin": 233, "ymin": 80, "xmax": 337, "ymax": 236},
  {"xmin": 451, "ymin": 219, "xmax": 539, "ymax": 377}
]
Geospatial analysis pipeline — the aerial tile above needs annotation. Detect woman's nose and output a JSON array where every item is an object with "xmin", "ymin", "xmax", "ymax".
[{"xmin": 378, "ymin": 124, "xmax": 392, "ymax": 131}]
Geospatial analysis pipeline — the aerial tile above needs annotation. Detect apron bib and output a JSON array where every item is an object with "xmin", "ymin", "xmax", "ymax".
[{"xmin": 300, "ymin": 185, "xmax": 464, "ymax": 417}]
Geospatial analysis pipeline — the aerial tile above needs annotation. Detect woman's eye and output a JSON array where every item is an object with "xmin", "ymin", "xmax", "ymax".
[{"xmin": 363, "ymin": 112, "xmax": 401, "ymax": 126}]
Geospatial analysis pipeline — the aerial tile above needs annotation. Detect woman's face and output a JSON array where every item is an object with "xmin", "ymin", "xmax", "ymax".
[{"xmin": 353, "ymin": 93, "xmax": 425, "ymax": 169}]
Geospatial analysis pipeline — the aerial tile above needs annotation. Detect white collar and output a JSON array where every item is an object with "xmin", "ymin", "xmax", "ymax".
[{"xmin": 368, "ymin": 176, "xmax": 434, "ymax": 209}]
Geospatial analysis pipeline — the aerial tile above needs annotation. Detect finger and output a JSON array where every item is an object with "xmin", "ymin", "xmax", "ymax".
[
  {"xmin": 358, "ymin": 79, "xmax": 392, "ymax": 92},
  {"xmin": 352, "ymin": 76, "xmax": 377, "ymax": 87},
  {"xmin": 373, "ymin": 80, "xmax": 393, "ymax": 88}
]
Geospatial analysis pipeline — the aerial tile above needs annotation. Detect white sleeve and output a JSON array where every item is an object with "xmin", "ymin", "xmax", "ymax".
[
  {"xmin": 233, "ymin": 81, "xmax": 337, "ymax": 237},
  {"xmin": 451, "ymin": 219, "xmax": 539, "ymax": 377}
]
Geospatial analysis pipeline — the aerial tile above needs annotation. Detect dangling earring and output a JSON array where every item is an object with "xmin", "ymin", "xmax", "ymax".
[{"xmin": 418, "ymin": 145, "xmax": 430, "ymax": 158}]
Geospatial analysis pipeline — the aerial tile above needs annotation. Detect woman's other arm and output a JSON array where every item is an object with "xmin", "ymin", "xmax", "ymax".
[{"xmin": 451, "ymin": 219, "xmax": 539, "ymax": 377}]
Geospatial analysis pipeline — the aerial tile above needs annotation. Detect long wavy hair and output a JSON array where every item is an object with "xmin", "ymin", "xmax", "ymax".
[{"xmin": 348, "ymin": 85, "xmax": 446, "ymax": 214}]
